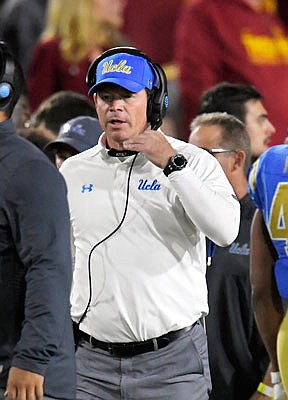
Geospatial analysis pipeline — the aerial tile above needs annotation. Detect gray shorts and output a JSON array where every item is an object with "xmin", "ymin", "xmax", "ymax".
[{"xmin": 76, "ymin": 321, "xmax": 211, "ymax": 400}]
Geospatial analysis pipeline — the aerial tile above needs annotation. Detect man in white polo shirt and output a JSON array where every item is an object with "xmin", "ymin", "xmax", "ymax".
[{"xmin": 60, "ymin": 46, "xmax": 240, "ymax": 400}]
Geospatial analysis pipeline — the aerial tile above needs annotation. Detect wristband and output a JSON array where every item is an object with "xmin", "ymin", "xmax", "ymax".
[
  {"xmin": 257, "ymin": 382, "xmax": 273, "ymax": 397},
  {"xmin": 271, "ymin": 371, "xmax": 281, "ymax": 384}
]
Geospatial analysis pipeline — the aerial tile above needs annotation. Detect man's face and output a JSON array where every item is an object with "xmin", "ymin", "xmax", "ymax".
[
  {"xmin": 93, "ymin": 0, "xmax": 127, "ymax": 29},
  {"xmin": 244, "ymin": 99, "xmax": 275, "ymax": 158},
  {"xmin": 189, "ymin": 124, "xmax": 235, "ymax": 182},
  {"xmin": 53, "ymin": 144, "xmax": 78, "ymax": 169},
  {"xmin": 94, "ymin": 84, "xmax": 148, "ymax": 149}
]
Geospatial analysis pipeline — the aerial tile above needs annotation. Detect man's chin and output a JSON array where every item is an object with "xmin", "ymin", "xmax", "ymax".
[{"xmin": 107, "ymin": 130, "xmax": 130, "ymax": 148}]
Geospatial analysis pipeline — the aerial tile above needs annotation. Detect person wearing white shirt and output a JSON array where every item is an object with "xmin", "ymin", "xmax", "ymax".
[{"xmin": 60, "ymin": 46, "xmax": 240, "ymax": 400}]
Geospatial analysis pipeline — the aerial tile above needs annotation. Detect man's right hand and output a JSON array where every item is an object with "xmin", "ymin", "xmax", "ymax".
[{"xmin": 6, "ymin": 367, "xmax": 44, "ymax": 400}]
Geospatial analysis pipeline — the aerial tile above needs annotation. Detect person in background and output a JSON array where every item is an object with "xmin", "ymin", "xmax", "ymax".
[
  {"xmin": 44, "ymin": 115, "xmax": 102, "ymax": 168},
  {"xmin": 60, "ymin": 46, "xmax": 240, "ymax": 400},
  {"xmin": 25, "ymin": 90, "xmax": 97, "ymax": 139},
  {"xmin": 175, "ymin": 0, "xmax": 288, "ymax": 144},
  {"xmin": 198, "ymin": 82, "xmax": 276, "ymax": 162},
  {"xmin": 17, "ymin": 125, "xmax": 54, "ymax": 150},
  {"xmin": 27, "ymin": 0, "xmax": 128, "ymax": 112},
  {"xmin": 249, "ymin": 145, "xmax": 288, "ymax": 399},
  {"xmin": 0, "ymin": 42, "xmax": 76, "ymax": 400},
  {"xmin": 189, "ymin": 112, "xmax": 270, "ymax": 400},
  {"xmin": 0, "ymin": 0, "xmax": 48, "ymax": 76},
  {"xmin": 0, "ymin": 0, "xmax": 48, "ymax": 147}
]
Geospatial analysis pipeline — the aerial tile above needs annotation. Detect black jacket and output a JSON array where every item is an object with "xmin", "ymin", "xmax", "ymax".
[
  {"xmin": 206, "ymin": 194, "xmax": 269, "ymax": 400},
  {"xmin": 0, "ymin": 119, "xmax": 76, "ymax": 398}
]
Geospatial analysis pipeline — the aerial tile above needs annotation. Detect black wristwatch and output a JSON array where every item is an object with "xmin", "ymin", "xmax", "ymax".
[{"xmin": 163, "ymin": 153, "xmax": 188, "ymax": 177}]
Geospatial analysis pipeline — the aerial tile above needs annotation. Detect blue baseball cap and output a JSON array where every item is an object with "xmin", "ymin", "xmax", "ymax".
[{"xmin": 88, "ymin": 53, "xmax": 157, "ymax": 95}]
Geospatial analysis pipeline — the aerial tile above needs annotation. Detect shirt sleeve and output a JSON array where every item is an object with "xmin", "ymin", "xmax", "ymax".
[
  {"xmin": 168, "ymin": 149, "xmax": 240, "ymax": 246},
  {"xmin": 6, "ymin": 159, "xmax": 73, "ymax": 375}
]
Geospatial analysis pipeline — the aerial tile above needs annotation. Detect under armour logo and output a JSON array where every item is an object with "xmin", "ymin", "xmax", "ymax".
[{"xmin": 81, "ymin": 184, "xmax": 93, "ymax": 193}]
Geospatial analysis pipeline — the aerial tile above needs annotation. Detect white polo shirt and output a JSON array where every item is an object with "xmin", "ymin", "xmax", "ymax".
[{"xmin": 60, "ymin": 134, "xmax": 240, "ymax": 342}]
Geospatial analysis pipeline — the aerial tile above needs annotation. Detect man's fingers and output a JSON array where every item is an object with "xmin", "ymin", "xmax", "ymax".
[
  {"xmin": 35, "ymin": 383, "xmax": 44, "ymax": 400},
  {"xmin": 5, "ymin": 386, "xmax": 16, "ymax": 400}
]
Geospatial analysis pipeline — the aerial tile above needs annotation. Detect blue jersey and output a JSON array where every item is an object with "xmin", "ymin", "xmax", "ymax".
[{"xmin": 248, "ymin": 144, "xmax": 288, "ymax": 299}]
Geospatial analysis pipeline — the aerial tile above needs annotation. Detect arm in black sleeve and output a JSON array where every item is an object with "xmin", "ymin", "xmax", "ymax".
[{"xmin": 6, "ymin": 159, "xmax": 73, "ymax": 375}]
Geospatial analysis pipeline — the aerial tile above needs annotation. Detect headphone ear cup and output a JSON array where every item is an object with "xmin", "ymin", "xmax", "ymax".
[
  {"xmin": 146, "ymin": 94, "xmax": 154, "ymax": 127},
  {"xmin": 148, "ymin": 90, "xmax": 161, "ymax": 130},
  {"xmin": 0, "ymin": 82, "xmax": 13, "ymax": 109},
  {"xmin": 148, "ymin": 63, "xmax": 168, "ymax": 130},
  {"xmin": 86, "ymin": 60, "xmax": 97, "ymax": 89}
]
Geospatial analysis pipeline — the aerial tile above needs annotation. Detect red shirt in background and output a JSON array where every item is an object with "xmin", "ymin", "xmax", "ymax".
[
  {"xmin": 28, "ymin": 38, "xmax": 91, "ymax": 112},
  {"xmin": 122, "ymin": 0, "xmax": 183, "ymax": 66},
  {"xmin": 175, "ymin": 0, "xmax": 288, "ymax": 144}
]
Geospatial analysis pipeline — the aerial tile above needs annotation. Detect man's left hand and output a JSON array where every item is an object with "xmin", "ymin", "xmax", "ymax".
[{"xmin": 123, "ymin": 129, "xmax": 176, "ymax": 168}]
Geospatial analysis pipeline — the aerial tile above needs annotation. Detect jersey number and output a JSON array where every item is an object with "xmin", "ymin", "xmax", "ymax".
[{"xmin": 269, "ymin": 182, "xmax": 288, "ymax": 240}]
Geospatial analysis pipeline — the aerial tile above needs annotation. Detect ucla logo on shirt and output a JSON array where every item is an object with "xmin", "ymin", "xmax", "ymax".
[
  {"xmin": 81, "ymin": 184, "xmax": 93, "ymax": 193},
  {"xmin": 229, "ymin": 242, "xmax": 250, "ymax": 256},
  {"xmin": 138, "ymin": 179, "xmax": 161, "ymax": 191}
]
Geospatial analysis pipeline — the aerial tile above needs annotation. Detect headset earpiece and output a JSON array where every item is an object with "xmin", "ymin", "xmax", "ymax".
[
  {"xmin": 86, "ymin": 47, "xmax": 168, "ymax": 130},
  {"xmin": 0, "ymin": 41, "xmax": 15, "ymax": 111},
  {"xmin": 147, "ymin": 62, "xmax": 169, "ymax": 130},
  {"xmin": 0, "ymin": 82, "xmax": 12, "ymax": 97}
]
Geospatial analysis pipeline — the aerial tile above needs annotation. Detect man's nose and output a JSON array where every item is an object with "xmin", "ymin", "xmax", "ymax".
[
  {"xmin": 267, "ymin": 119, "xmax": 276, "ymax": 135},
  {"xmin": 109, "ymin": 97, "xmax": 124, "ymax": 111}
]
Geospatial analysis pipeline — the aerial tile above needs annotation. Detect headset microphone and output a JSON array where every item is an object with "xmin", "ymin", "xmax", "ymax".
[{"xmin": 107, "ymin": 148, "xmax": 138, "ymax": 157}]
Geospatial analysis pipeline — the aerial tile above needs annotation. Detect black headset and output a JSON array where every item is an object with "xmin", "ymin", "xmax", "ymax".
[
  {"xmin": 0, "ymin": 41, "xmax": 15, "ymax": 111},
  {"xmin": 86, "ymin": 46, "xmax": 169, "ymax": 130}
]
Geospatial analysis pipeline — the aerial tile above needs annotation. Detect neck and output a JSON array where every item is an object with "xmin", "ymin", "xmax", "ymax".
[
  {"xmin": 105, "ymin": 136, "xmax": 137, "ymax": 157},
  {"xmin": 103, "ymin": 134, "xmax": 124, "ymax": 151},
  {"xmin": 231, "ymin": 174, "xmax": 248, "ymax": 200}
]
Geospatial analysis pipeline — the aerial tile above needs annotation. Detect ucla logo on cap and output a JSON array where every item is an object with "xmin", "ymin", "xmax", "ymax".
[
  {"xmin": 92, "ymin": 53, "xmax": 156, "ymax": 94},
  {"xmin": 102, "ymin": 59, "xmax": 132, "ymax": 76}
]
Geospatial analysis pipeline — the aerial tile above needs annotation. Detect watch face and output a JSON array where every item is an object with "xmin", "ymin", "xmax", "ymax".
[
  {"xmin": 172, "ymin": 154, "xmax": 187, "ymax": 168},
  {"xmin": 163, "ymin": 153, "xmax": 188, "ymax": 176},
  {"xmin": 173, "ymin": 155, "xmax": 185, "ymax": 167}
]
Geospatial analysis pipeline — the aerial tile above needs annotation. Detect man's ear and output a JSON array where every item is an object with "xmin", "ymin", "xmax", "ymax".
[
  {"xmin": 93, "ymin": 93, "xmax": 97, "ymax": 106},
  {"xmin": 232, "ymin": 149, "xmax": 246, "ymax": 172},
  {"xmin": 0, "ymin": 109, "xmax": 8, "ymax": 122}
]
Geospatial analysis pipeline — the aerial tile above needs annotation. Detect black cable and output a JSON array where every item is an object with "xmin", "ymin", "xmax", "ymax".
[{"xmin": 78, "ymin": 153, "xmax": 138, "ymax": 325}]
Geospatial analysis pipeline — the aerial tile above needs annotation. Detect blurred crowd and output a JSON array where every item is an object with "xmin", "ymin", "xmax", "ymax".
[
  {"xmin": 0, "ymin": 1, "xmax": 288, "ymax": 399},
  {"xmin": 0, "ymin": 0, "xmax": 287, "ymax": 146}
]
